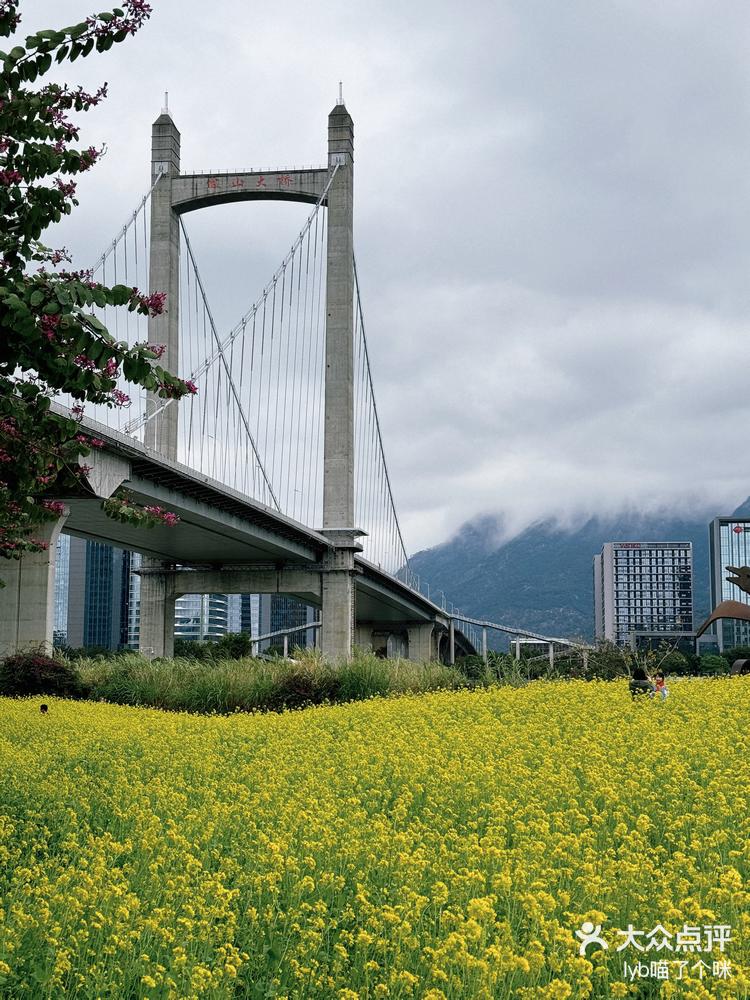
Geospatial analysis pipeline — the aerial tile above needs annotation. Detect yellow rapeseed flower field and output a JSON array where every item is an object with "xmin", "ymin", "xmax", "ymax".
[{"xmin": 1, "ymin": 678, "xmax": 749, "ymax": 999}]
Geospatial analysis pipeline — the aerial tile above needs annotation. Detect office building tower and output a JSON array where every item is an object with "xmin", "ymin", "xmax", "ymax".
[
  {"xmin": 174, "ymin": 593, "xmax": 229, "ymax": 641},
  {"xmin": 708, "ymin": 517, "xmax": 750, "ymax": 651},
  {"xmin": 593, "ymin": 541, "xmax": 693, "ymax": 645},
  {"xmin": 258, "ymin": 594, "xmax": 317, "ymax": 650},
  {"xmin": 53, "ymin": 535, "xmax": 129, "ymax": 649}
]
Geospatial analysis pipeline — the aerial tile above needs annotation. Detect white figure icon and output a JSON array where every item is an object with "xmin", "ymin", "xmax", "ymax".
[{"xmin": 576, "ymin": 921, "xmax": 609, "ymax": 956}]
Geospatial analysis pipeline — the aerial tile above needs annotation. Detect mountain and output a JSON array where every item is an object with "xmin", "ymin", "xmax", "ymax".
[{"xmin": 408, "ymin": 501, "xmax": 750, "ymax": 642}]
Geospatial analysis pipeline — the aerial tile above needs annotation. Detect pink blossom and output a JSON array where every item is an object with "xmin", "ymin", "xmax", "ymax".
[
  {"xmin": 54, "ymin": 178, "xmax": 77, "ymax": 199},
  {"xmin": 0, "ymin": 169, "xmax": 22, "ymax": 185},
  {"xmin": 136, "ymin": 342, "xmax": 166, "ymax": 359},
  {"xmin": 137, "ymin": 290, "xmax": 167, "ymax": 315},
  {"xmin": 42, "ymin": 500, "xmax": 66, "ymax": 516},
  {"xmin": 185, "ymin": 380, "xmax": 198, "ymax": 394},
  {"xmin": 112, "ymin": 389, "xmax": 131, "ymax": 407},
  {"xmin": 49, "ymin": 248, "xmax": 71, "ymax": 266},
  {"xmin": 41, "ymin": 313, "xmax": 61, "ymax": 341},
  {"xmin": 90, "ymin": 438, "xmax": 105, "ymax": 449},
  {"xmin": 79, "ymin": 146, "xmax": 103, "ymax": 171},
  {"xmin": 104, "ymin": 357, "xmax": 118, "ymax": 377}
]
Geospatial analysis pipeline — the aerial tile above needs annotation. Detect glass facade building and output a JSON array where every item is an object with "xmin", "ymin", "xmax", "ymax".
[
  {"xmin": 53, "ymin": 535, "xmax": 129, "ymax": 649},
  {"xmin": 593, "ymin": 541, "xmax": 693, "ymax": 645},
  {"xmin": 708, "ymin": 517, "xmax": 750, "ymax": 651},
  {"xmin": 174, "ymin": 594, "xmax": 230, "ymax": 641},
  {"xmin": 226, "ymin": 595, "xmax": 259, "ymax": 636},
  {"xmin": 259, "ymin": 594, "xmax": 317, "ymax": 650}
]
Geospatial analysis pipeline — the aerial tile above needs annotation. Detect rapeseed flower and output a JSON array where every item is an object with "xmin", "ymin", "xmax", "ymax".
[{"xmin": 0, "ymin": 679, "xmax": 748, "ymax": 996}]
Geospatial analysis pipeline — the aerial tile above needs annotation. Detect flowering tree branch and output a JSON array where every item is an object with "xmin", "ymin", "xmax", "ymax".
[{"xmin": 0, "ymin": 1, "xmax": 191, "ymax": 567}]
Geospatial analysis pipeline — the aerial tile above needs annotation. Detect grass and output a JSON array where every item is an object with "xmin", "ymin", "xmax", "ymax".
[{"xmin": 76, "ymin": 648, "xmax": 474, "ymax": 714}]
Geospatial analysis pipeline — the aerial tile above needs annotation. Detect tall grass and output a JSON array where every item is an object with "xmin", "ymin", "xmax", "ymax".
[{"xmin": 76, "ymin": 648, "xmax": 473, "ymax": 714}]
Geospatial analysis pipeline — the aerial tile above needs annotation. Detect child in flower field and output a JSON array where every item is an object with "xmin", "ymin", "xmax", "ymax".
[{"xmin": 654, "ymin": 672, "xmax": 668, "ymax": 700}]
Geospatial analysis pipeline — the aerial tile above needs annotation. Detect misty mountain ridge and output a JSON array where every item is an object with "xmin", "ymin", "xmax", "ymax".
[{"xmin": 409, "ymin": 499, "xmax": 750, "ymax": 641}]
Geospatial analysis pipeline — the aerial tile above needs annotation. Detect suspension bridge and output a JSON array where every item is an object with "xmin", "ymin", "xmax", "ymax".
[{"xmin": 1, "ymin": 100, "xmax": 586, "ymax": 663}]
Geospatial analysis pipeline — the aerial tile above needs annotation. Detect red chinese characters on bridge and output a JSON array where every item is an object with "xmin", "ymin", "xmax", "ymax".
[{"xmin": 204, "ymin": 173, "xmax": 294, "ymax": 193}]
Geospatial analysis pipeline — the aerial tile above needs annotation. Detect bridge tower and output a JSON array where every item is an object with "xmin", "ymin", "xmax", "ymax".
[{"xmin": 138, "ymin": 102, "xmax": 361, "ymax": 660}]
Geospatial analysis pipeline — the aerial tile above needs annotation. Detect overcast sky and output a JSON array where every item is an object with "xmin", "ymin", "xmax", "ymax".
[{"xmin": 26, "ymin": 1, "xmax": 750, "ymax": 553}]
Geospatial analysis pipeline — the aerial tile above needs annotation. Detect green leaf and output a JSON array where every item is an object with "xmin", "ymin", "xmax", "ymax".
[
  {"xmin": 110, "ymin": 284, "xmax": 131, "ymax": 306},
  {"xmin": 29, "ymin": 290, "xmax": 44, "ymax": 307},
  {"xmin": 87, "ymin": 315, "xmax": 106, "ymax": 332}
]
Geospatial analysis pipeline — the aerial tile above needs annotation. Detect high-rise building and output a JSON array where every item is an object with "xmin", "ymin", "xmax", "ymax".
[
  {"xmin": 53, "ymin": 534, "xmax": 71, "ymax": 647},
  {"xmin": 593, "ymin": 541, "xmax": 693, "ymax": 645},
  {"xmin": 174, "ymin": 593, "xmax": 229, "ymax": 641},
  {"xmin": 708, "ymin": 517, "xmax": 750, "ymax": 651},
  {"xmin": 259, "ymin": 594, "xmax": 317, "ymax": 650},
  {"xmin": 240, "ymin": 594, "xmax": 259, "ymax": 636},
  {"xmin": 53, "ymin": 535, "xmax": 129, "ymax": 649},
  {"xmin": 227, "ymin": 594, "xmax": 259, "ymax": 636}
]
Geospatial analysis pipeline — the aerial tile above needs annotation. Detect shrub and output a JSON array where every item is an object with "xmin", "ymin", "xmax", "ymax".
[
  {"xmin": 699, "ymin": 654, "xmax": 729, "ymax": 676},
  {"xmin": 723, "ymin": 646, "xmax": 750, "ymax": 668},
  {"xmin": 216, "ymin": 632, "xmax": 253, "ymax": 659},
  {"xmin": 173, "ymin": 639, "xmax": 217, "ymax": 661},
  {"xmin": 454, "ymin": 654, "xmax": 487, "ymax": 681},
  {"xmin": 0, "ymin": 651, "xmax": 86, "ymax": 698}
]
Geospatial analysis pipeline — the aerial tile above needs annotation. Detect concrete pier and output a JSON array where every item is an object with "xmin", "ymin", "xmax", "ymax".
[
  {"xmin": 0, "ymin": 513, "xmax": 68, "ymax": 657},
  {"xmin": 137, "ymin": 558, "xmax": 176, "ymax": 659}
]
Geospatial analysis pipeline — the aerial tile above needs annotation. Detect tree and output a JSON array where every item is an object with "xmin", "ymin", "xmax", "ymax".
[{"xmin": 0, "ymin": 0, "xmax": 194, "ymax": 568}]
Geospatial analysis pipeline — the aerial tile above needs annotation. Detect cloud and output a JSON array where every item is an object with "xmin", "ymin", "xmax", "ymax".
[{"xmin": 26, "ymin": 0, "xmax": 750, "ymax": 554}]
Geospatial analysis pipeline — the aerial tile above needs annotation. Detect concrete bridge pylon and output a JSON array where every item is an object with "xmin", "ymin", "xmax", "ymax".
[{"xmin": 138, "ymin": 101, "xmax": 361, "ymax": 661}]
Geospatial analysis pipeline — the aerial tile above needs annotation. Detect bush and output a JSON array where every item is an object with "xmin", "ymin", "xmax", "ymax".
[
  {"xmin": 454, "ymin": 654, "xmax": 487, "ymax": 681},
  {"xmin": 699, "ymin": 654, "xmax": 729, "ymax": 676},
  {"xmin": 173, "ymin": 639, "xmax": 217, "ymax": 661},
  {"xmin": 0, "ymin": 651, "xmax": 86, "ymax": 698},
  {"xmin": 216, "ymin": 632, "xmax": 252, "ymax": 659},
  {"xmin": 723, "ymin": 646, "xmax": 750, "ymax": 668}
]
